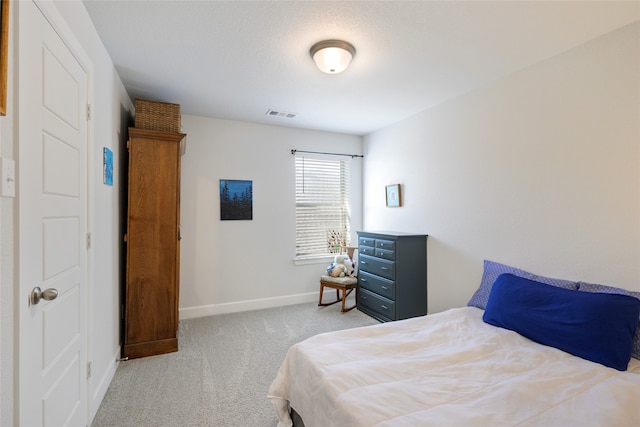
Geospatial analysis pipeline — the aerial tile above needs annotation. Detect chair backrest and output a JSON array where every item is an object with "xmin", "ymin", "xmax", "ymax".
[{"xmin": 346, "ymin": 246, "xmax": 357, "ymax": 260}]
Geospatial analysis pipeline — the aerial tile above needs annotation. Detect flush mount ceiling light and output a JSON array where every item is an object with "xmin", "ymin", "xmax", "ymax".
[{"xmin": 310, "ymin": 40, "xmax": 356, "ymax": 74}]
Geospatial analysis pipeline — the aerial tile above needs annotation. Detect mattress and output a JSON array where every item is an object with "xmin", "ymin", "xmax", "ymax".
[{"xmin": 268, "ymin": 307, "xmax": 640, "ymax": 426}]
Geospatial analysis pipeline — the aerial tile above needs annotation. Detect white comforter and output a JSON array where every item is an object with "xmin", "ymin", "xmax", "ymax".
[{"xmin": 268, "ymin": 307, "xmax": 640, "ymax": 427}]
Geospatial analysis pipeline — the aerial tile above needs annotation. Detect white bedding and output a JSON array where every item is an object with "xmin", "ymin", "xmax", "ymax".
[{"xmin": 268, "ymin": 307, "xmax": 640, "ymax": 427}]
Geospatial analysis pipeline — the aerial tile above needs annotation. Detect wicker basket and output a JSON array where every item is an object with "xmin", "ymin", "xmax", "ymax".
[{"xmin": 134, "ymin": 99, "xmax": 181, "ymax": 133}]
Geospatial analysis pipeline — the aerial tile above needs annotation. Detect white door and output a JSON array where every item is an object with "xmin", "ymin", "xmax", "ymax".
[{"xmin": 18, "ymin": 1, "xmax": 89, "ymax": 426}]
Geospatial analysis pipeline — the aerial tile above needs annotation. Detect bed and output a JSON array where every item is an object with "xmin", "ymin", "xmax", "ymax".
[{"xmin": 268, "ymin": 261, "xmax": 640, "ymax": 427}]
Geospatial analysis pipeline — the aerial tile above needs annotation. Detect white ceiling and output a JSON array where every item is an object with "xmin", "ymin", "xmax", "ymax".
[{"xmin": 81, "ymin": 1, "xmax": 639, "ymax": 136}]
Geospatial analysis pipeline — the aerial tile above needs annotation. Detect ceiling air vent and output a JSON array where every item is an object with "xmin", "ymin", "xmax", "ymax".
[{"xmin": 266, "ymin": 109, "xmax": 297, "ymax": 119}]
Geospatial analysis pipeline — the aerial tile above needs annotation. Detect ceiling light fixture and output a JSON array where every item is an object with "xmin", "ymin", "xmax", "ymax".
[{"xmin": 310, "ymin": 40, "xmax": 356, "ymax": 74}]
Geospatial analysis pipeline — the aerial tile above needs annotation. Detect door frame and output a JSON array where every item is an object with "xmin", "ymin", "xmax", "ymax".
[{"xmin": 16, "ymin": 0, "xmax": 95, "ymax": 423}]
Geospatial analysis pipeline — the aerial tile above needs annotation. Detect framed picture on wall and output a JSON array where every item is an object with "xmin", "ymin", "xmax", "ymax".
[
  {"xmin": 386, "ymin": 184, "xmax": 401, "ymax": 207},
  {"xmin": 103, "ymin": 147, "xmax": 113, "ymax": 186},
  {"xmin": 220, "ymin": 179, "xmax": 253, "ymax": 220},
  {"xmin": 0, "ymin": 0, "xmax": 10, "ymax": 116}
]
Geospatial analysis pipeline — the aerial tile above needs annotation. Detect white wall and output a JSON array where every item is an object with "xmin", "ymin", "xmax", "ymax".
[
  {"xmin": 179, "ymin": 115, "xmax": 362, "ymax": 318},
  {"xmin": 0, "ymin": 1, "xmax": 133, "ymax": 425},
  {"xmin": 363, "ymin": 22, "xmax": 640, "ymax": 314}
]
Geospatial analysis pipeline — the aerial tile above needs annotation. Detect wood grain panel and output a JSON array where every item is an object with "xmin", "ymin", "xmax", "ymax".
[{"xmin": 125, "ymin": 128, "xmax": 185, "ymax": 357}]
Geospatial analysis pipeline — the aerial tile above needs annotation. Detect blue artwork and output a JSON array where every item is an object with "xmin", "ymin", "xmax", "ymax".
[
  {"xmin": 103, "ymin": 147, "xmax": 113, "ymax": 186},
  {"xmin": 220, "ymin": 179, "xmax": 253, "ymax": 220}
]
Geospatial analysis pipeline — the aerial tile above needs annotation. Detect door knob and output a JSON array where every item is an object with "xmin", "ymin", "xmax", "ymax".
[{"xmin": 30, "ymin": 286, "xmax": 58, "ymax": 305}]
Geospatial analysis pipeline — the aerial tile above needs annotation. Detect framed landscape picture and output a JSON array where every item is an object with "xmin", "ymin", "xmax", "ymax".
[{"xmin": 220, "ymin": 179, "xmax": 253, "ymax": 220}]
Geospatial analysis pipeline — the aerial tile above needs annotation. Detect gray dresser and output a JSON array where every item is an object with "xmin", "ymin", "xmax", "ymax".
[{"xmin": 357, "ymin": 231, "xmax": 428, "ymax": 322}]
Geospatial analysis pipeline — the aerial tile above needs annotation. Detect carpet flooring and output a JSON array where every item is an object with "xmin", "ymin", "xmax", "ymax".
[{"xmin": 90, "ymin": 299, "xmax": 378, "ymax": 427}]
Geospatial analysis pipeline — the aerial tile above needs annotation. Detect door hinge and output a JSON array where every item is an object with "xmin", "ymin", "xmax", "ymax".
[
  {"xmin": 86, "ymin": 232, "xmax": 92, "ymax": 249},
  {"xmin": 87, "ymin": 362, "xmax": 92, "ymax": 379},
  {"xmin": 86, "ymin": 104, "xmax": 91, "ymax": 120}
]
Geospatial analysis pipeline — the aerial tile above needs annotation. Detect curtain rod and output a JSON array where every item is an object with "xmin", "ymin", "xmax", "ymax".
[{"xmin": 291, "ymin": 149, "xmax": 364, "ymax": 159}]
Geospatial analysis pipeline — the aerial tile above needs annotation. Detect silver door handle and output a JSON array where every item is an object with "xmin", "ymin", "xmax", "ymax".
[{"xmin": 30, "ymin": 287, "xmax": 58, "ymax": 305}]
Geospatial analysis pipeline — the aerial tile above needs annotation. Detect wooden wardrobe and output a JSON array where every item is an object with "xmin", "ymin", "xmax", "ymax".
[{"xmin": 124, "ymin": 127, "xmax": 186, "ymax": 359}]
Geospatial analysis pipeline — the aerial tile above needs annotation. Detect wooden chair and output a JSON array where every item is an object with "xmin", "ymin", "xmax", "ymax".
[
  {"xmin": 318, "ymin": 275, "xmax": 358, "ymax": 312},
  {"xmin": 318, "ymin": 246, "xmax": 359, "ymax": 312}
]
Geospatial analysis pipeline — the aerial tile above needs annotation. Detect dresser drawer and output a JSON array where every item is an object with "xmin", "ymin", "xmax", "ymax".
[
  {"xmin": 359, "ymin": 254, "xmax": 395, "ymax": 280},
  {"xmin": 359, "ymin": 245, "xmax": 375, "ymax": 257},
  {"xmin": 358, "ymin": 288, "xmax": 395, "ymax": 319},
  {"xmin": 359, "ymin": 236, "xmax": 375, "ymax": 248},
  {"xmin": 358, "ymin": 271, "xmax": 395, "ymax": 300},
  {"xmin": 375, "ymin": 239, "xmax": 395, "ymax": 251},
  {"xmin": 375, "ymin": 247, "xmax": 395, "ymax": 261}
]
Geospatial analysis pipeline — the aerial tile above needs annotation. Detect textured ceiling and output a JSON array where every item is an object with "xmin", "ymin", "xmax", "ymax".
[{"xmin": 81, "ymin": 1, "xmax": 639, "ymax": 135}]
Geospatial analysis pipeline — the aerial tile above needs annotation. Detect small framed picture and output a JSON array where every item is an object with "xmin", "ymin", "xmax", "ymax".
[
  {"xmin": 103, "ymin": 147, "xmax": 113, "ymax": 186},
  {"xmin": 0, "ymin": 0, "xmax": 9, "ymax": 116},
  {"xmin": 385, "ymin": 184, "xmax": 401, "ymax": 207}
]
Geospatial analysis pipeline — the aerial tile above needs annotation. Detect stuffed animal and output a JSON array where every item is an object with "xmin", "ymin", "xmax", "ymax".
[{"xmin": 326, "ymin": 254, "xmax": 355, "ymax": 278}]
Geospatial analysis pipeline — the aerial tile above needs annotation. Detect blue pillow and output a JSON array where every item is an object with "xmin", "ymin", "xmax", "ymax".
[
  {"xmin": 468, "ymin": 260, "xmax": 578, "ymax": 310},
  {"xmin": 578, "ymin": 282, "xmax": 640, "ymax": 360},
  {"xmin": 483, "ymin": 274, "xmax": 640, "ymax": 371}
]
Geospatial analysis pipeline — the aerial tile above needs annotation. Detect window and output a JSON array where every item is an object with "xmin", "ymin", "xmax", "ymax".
[{"xmin": 295, "ymin": 155, "xmax": 351, "ymax": 259}]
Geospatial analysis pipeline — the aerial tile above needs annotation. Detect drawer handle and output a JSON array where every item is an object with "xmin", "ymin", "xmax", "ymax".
[
  {"xmin": 361, "ymin": 278, "xmax": 367, "ymax": 282},
  {"xmin": 381, "ymin": 286, "xmax": 388, "ymax": 290},
  {"xmin": 381, "ymin": 305, "xmax": 388, "ymax": 310},
  {"xmin": 381, "ymin": 267, "xmax": 388, "ymax": 270},
  {"xmin": 380, "ymin": 251, "xmax": 385, "ymax": 256},
  {"xmin": 361, "ymin": 261, "xmax": 367, "ymax": 265},
  {"xmin": 380, "ymin": 243, "xmax": 385, "ymax": 247}
]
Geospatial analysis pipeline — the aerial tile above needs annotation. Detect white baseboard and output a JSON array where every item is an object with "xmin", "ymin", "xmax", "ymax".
[
  {"xmin": 89, "ymin": 346, "xmax": 121, "ymax": 423},
  {"xmin": 179, "ymin": 292, "xmax": 319, "ymax": 320}
]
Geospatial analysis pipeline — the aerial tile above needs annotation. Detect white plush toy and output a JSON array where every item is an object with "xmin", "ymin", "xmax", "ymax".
[{"xmin": 328, "ymin": 254, "xmax": 354, "ymax": 277}]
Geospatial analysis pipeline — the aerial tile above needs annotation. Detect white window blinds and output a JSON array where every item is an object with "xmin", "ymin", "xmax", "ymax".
[{"xmin": 295, "ymin": 156, "xmax": 351, "ymax": 258}]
